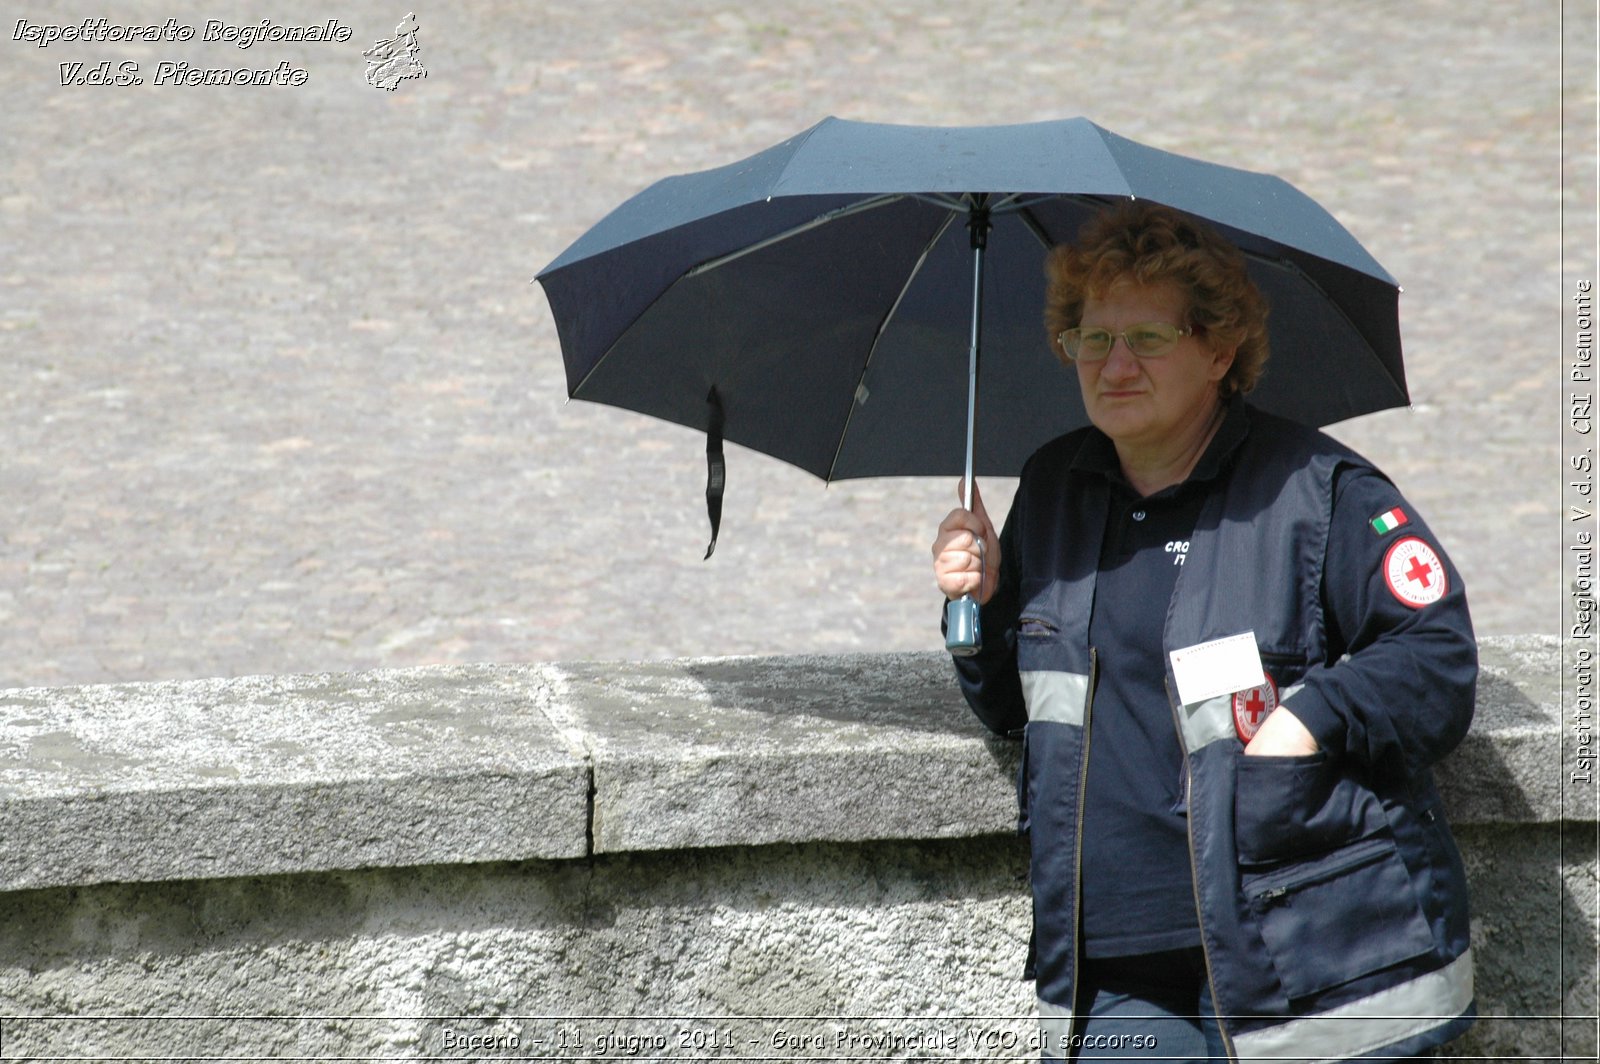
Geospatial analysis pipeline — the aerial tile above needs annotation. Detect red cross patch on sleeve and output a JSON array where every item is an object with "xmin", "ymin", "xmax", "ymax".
[{"xmin": 1383, "ymin": 536, "xmax": 1448, "ymax": 608}]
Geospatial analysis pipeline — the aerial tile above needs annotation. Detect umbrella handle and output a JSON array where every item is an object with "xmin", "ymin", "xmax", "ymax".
[
  {"xmin": 945, "ymin": 594, "xmax": 982, "ymax": 657},
  {"xmin": 944, "ymin": 532, "xmax": 985, "ymax": 656}
]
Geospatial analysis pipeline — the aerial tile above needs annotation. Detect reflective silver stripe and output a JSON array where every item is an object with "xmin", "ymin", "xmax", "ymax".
[
  {"xmin": 1177, "ymin": 693, "xmax": 1234, "ymax": 752},
  {"xmin": 1229, "ymin": 948, "xmax": 1474, "ymax": 1062},
  {"xmin": 1036, "ymin": 997, "xmax": 1073, "ymax": 1062},
  {"xmin": 1180, "ymin": 683, "xmax": 1307, "ymax": 754},
  {"xmin": 1021, "ymin": 670, "xmax": 1090, "ymax": 726}
]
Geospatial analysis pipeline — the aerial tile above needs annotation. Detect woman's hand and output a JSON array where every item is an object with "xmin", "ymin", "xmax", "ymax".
[
  {"xmin": 932, "ymin": 480, "xmax": 1001, "ymax": 604},
  {"xmin": 1243, "ymin": 705, "xmax": 1320, "ymax": 757}
]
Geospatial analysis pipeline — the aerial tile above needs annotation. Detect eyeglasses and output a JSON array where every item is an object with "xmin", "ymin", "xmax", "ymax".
[{"xmin": 1057, "ymin": 322, "xmax": 1193, "ymax": 362}]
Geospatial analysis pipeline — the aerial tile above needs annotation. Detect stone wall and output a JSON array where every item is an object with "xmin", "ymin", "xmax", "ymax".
[{"xmin": 0, "ymin": 636, "xmax": 1589, "ymax": 1060}]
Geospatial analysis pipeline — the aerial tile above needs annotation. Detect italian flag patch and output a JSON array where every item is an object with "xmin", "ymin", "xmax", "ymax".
[{"xmin": 1370, "ymin": 507, "xmax": 1409, "ymax": 535}]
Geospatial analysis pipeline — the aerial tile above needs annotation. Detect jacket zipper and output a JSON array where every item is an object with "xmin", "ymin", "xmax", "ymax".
[
  {"xmin": 1069, "ymin": 647, "xmax": 1098, "ymax": 1035},
  {"xmin": 1168, "ymin": 678, "xmax": 1238, "ymax": 1063}
]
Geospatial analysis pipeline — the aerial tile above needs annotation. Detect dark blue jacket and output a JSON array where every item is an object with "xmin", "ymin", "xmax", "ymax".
[{"xmin": 955, "ymin": 402, "xmax": 1477, "ymax": 1061}]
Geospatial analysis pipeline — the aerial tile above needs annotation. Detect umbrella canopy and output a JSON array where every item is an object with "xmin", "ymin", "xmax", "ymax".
[{"xmin": 537, "ymin": 116, "xmax": 1406, "ymax": 484}]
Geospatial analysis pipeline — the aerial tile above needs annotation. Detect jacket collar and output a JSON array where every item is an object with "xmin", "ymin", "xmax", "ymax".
[{"xmin": 1069, "ymin": 396, "xmax": 1252, "ymax": 492}]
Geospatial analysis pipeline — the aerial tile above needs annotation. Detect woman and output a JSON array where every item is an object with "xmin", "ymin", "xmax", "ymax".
[{"xmin": 931, "ymin": 203, "xmax": 1476, "ymax": 1062}]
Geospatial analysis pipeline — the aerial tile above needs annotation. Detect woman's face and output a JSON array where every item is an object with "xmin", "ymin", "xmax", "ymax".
[{"xmin": 1074, "ymin": 279, "xmax": 1235, "ymax": 452}]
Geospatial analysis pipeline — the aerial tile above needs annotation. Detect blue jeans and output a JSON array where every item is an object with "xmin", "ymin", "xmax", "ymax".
[{"xmin": 1055, "ymin": 947, "xmax": 1224, "ymax": 1062}]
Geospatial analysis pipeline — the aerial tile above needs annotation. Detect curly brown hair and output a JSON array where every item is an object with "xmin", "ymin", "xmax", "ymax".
[{"xmin": 1044, "ymin": 202, "xmax": 1270, "ymax": 397}]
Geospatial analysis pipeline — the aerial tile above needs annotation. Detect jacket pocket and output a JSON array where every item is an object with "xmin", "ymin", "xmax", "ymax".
[
  {"xmin": 1243, "ymin": 834, "xmax": 1437, "ymax": 1000},
  {"xmin": 1234, "ymin": 751, "xmax": 1388, "ymax": 863}
]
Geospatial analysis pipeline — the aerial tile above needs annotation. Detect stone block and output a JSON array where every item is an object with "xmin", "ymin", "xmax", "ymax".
[{"xmin": 0, "ymin": 666, "xmax": 589, "ymax": 889}]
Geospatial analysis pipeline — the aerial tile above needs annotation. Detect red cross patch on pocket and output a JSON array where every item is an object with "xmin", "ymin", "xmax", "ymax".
[{"xmin": 1232, "ymin": 675, "xmax": 1279, "ymax": 743}]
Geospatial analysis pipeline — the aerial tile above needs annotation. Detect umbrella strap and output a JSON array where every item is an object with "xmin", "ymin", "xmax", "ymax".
[{"xmin": 704, "ymin": 385, "xmax": 725, "ymax": 560}]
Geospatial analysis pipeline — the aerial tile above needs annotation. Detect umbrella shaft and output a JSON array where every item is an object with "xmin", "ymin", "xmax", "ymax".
[{"xmin": 962, "ymin": 220, "xmax": 986, "ymax": 511}]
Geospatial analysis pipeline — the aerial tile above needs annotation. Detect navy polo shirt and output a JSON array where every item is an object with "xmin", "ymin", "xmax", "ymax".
[{"xmin": 1076, "ymin": 414, "xmax": 1248, "ymax": 958}]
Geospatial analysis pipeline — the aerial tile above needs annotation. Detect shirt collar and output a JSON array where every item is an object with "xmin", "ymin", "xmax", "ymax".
[{"xmin": 1070, "ymin": 396, "xmax": 1252, "ymax": 490}]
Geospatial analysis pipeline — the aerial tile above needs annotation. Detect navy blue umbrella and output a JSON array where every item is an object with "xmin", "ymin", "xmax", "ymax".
[{"xmin": 536, "ymin": 117, "xmax": 1406, "ymax": 647}]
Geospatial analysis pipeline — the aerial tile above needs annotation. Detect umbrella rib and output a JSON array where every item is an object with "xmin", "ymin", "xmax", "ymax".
[
  {"xmin": 992, "ymin": 193, "xmax": 1061, "ymax": 215},
  {"xmin": 909, "ymin": 193, "xmax": 969, "ymax": 212},
  {"xmin": 685, "ymin": 193, "xmax": 910, "ymax": 278},
  {"xmin": 997, "ymin": 192, "xmax": 1120, "ymax": 246},
  {"xmin": 824, "ymin": 211, "xmax": 961, "ymax": 482},
  {"xmin": 1015, "ymin": 205, "xmax": 1055, "ymax": 250},
  {"xmin": 569, "ymin": 193, "xmax": 922, "ymax": 402},
  {"xmin": 1242, "ymin": 250, "xmax": 1407, "ymax": 404}
]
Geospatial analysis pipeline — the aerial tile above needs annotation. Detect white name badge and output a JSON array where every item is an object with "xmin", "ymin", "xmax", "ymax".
[{"xmin": 1169, "ymin": 631, "xmax": 1265, "ymax": 707}]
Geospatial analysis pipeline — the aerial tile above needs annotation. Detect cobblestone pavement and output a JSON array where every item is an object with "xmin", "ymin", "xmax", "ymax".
[{"xmin": 0, "ymin": 1, "xmax": 1592, "ymax": 687}]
